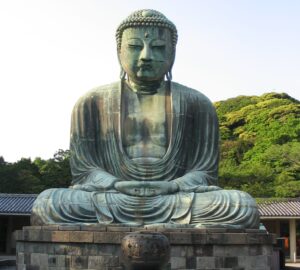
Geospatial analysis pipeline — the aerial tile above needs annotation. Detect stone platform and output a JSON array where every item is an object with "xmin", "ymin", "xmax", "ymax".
[{"xmin": 16, "ymin": 225, "xmax": 277, "ymax": 270}]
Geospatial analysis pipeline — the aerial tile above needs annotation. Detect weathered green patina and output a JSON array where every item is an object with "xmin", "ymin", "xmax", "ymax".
[{"xmin": 31, "ymin": 9, "xmax": 259, "ymax": 228}]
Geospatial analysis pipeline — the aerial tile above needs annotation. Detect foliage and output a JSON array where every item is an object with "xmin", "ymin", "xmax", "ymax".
[
  {"xmin": 255, "ymin": 197, "xmax": 290, "ymax": 204},
  {"xmin": 0, "ymin": 150, "xmax": 71, "ymax": 194},
  {"xmin": 216, "ymin": 92, "xmax": 300, "ymax": 198}
]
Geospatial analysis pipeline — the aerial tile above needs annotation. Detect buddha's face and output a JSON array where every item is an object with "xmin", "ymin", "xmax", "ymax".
[{"xmin": 119, "ymin": 27, "xmax": 174, "ymax": 83}]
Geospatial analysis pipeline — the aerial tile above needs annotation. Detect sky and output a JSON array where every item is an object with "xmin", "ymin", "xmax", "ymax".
[{"xmin": 0, "ymin": 0, "xmax": 299, "ymax": 162}]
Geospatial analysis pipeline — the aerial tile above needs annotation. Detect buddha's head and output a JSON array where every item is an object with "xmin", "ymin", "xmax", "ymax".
[{"xmin": 116, "ymin": 10, "xmax": 178, "ymax": 84}]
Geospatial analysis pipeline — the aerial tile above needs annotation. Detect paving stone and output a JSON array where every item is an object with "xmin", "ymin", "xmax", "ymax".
[
  {"xmin": 26, "ymin": 265, "xmax": 40, "ymax": 270},
  {"xmin": 227, "ymin": 228, "xmax": 245, "ymax": 233},
  {"xmin": 206, "ymin": 233, "xmax": 225, "ymax": 244},
  {"xmin": 17, "ymin": 252, "xmax": 24, "ymax": 264},
  {"xmin": 24, "ymin": 253, "xmax": 31, "ymax": 265},
  {"xmin": 81, "ymin": 224, "xmax": 107, "ymax": 231},
  {"xmin": 169, "ymin": 233, "xmax": 192, "ymax": 244},
  {"xmin": 15, "ymin": 230, "xmax": 24, "ymax": 241},
  {"xmin": 69, "ymin": 231, "xmax": 93, "ymax": 243},
  {"xmin": 39, "ymin": 254, "xmax": 48, "ymax": 267},
  {"xmin": 186, "ymin": 256, "xmax": 196, "ymax": 268},
  {"xmin": 238, "ymin": 255, "xmax": 269, "ymax": 268},
  {"xmin": 17, "ymin": 264, "xmax": 26, "ymax": 270},
  {"xmin": 51, "ymin": 231, "xmax": 70, "ymax": 242},
  {"xmin": 182, "ymin": 228, "xmax": 207, "ymax": 234},
  {"xmin": 90, "ymin": 244, "xmax": 120, "ymax": 256},
  {"xmin": 59, "ymin": 225, "xmax": 81, "ymax": 231},
  {"xmin": 56, "ymin": 255, "xmax": 71, "ymax": 268},
  {"xmin": 46, "ymin": 243, "xmax": 55, "ymax": 254},
  {"xmin": 224, "ymin": 233, "xmax": 247, "ymax": 244},
  {"xmin": 107, "ymin": 226, "xmax": 132, "ymax": 232},
  {"xmin": 23, "ymin": 226, "xmax": 42, "ymax": 230},
  {"xmin": 262, "ymin": 244, "xmax": 273, "ymax": 255},
  {"xmin": 93, "ymin": 232, "xmax": 124, "ymax": 244},
  {"xmin": 245, "ymin": 229, "xmax": 266, "ymax": 234},
  {"xmin": 23, "ymin": 230, "xmax": 42, "ymax": 242},
  {"xmin": 212, "ymin": 245, "xmax": 248, "ymax": 257},
  {"xmin": 42, "ymin": 225, "xmax": 60, "ymax": 230},
  {"xmin": 224, "ymin": 257, "xmax": 238, "ymax": 268},
  {"xmin": 206, "ymin": 228, "xmax": 228, "ymax": 233},
  {"xmin": 48, "ymin": 255, "xmax": 58, "ymax": 267},
  {"xmin": 171, "ymin": 246, "xmax": 187, "ymax": 257},
  {"xmin": 71, "ymin": 255, "xmax": 88, "ymax": 269},
  {"xmin": 247, "ymin": 233, "xmax": 275, "ymax": 244},
  {"xmin": 30, "ymin": 253, "xmax": 41, "ymax": 265},
  {"xmin": 57, "ymin": 244, "xmax": 83, "ymax": 255},
  {"xmin": 191, "ymin": 233, "xmax": 207, "ymax": 244},
  {"xmin": 194, "ymin": 245, "xmax": 213, "ymax": 256},
  {"xmin": 170, "ymin": 257, "xmax": 186, "ymax": 269},
  {"xmin": 196, "ymin": 256, "xmax": 216, "ymax": 269},
  {"xmin": 88, "ymin": 255, "xmax": 119, "ymax": 268},
  {"xmin": 248, "ymin": 245, "xmax": 262, "ymax": 256}
]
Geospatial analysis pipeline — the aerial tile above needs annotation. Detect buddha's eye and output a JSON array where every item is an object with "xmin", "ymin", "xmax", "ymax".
[
  {"xmin": 127, "ymin": 39, "xmax": 143, "ymax": 50},
  {"xmin": 128, "ymin": 44, "xmax": 143, "ymax": 50},
  {"xmin": 151, "ymin": 40, "xmax": 166, "ymax": 50}
]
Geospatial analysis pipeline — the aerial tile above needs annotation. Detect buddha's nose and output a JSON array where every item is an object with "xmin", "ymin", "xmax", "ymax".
[{"xmin": 140, "ymin": 45, "xmax": 153, "ymax": 61}]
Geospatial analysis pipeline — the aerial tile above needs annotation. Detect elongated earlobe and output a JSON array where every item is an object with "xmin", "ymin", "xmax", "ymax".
[
  {"xmin": 120, "ymin": 68, "xmax": 126, "ymax": 80},
  {"xmin": 166, "ymin": 70, "xmax": 172, "ymax": 81}
]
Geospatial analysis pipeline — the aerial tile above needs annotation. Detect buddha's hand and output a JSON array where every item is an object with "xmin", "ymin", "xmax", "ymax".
[
  {"xmin": 71, "ymin": 177, "xmax": 118, "ymax": 192},
  {"xmin": 194, "ymin": 185, "xmax": 222, "ymax": 193},
  {"xmin": 72, "ymin": 184, "xmax": 108, "ymax": 192},
  {"xmin": 114, "ymin": 181, "xmax": 179, "ymax": 197}
]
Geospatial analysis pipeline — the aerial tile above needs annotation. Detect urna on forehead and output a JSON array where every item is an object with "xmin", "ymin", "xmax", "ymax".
[{"xmin": 116, "ymin": 9, "xmax": 178, "ymax": 51}]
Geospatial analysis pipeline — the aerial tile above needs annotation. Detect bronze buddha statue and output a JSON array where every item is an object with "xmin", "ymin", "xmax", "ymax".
[{"xmin": 32, "ymin": 9, "xmax": 259, "ymax": 228}]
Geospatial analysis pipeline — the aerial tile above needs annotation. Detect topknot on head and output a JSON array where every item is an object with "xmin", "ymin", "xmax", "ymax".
[{"xmin": 116, "ymin": 9, "xmax": 178, "ymax": 52}]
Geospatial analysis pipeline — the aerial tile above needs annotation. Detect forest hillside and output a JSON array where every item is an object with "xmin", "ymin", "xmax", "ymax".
[
  {"xmin": 0, "ymin": 92, "xmax": 299, "ymax": 198},
  {"xmin": 216, "ymin": 92, "xmax": 300, "ymax": 197}
]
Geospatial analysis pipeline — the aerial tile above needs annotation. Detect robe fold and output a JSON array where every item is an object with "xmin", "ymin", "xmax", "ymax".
[{"xmin": 32, "ymin": 81, "xmax": 259, "ymax": 228}]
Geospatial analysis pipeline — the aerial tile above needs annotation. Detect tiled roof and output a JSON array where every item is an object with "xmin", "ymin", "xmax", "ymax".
[
  {"xmin": 258, "ymin": 198, "xmax": 300, "ymax": 217},
  {"xmin": 0, "ymin": 193, "xmax": 37, "ymax": 215}
]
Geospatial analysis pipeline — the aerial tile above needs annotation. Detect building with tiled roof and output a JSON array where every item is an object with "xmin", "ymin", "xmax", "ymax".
[
  {"xmin": 257, "ymin": 198, "xmax": 300, "ymax": 263},
  {"xmin": 0, "ymin": 194, "xmax": 37, "ymax": 254},
  {"xmin": 258, "ymin": 198, "xmax": 300, "ymax": 217}
]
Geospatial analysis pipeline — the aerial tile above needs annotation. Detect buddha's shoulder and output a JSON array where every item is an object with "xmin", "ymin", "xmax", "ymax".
[
  {"xmin": 171, "ymin": 82, "xmax": 215, "ymax": 109},
  {"xmin": 75, "ymin": 82, "xmax": 119, "ymax": 104}
]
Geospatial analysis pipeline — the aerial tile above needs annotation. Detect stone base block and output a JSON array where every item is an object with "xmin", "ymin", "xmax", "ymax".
[{"xmin": 16, "ymin": 225, "xmax": 277, "ymax": 270}]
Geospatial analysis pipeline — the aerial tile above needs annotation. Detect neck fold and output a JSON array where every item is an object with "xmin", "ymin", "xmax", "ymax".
[{"xmin": 127, "ymin": 78, "xmax": 163, "ymax": 95}]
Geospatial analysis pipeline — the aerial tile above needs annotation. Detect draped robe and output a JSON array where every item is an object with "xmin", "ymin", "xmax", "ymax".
[{"xmin": 32, "ymin": 81, "xmax": 260, "ymax": 228}]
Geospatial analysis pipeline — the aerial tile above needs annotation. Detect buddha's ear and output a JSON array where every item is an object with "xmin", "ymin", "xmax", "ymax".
[
  {"xmin": 120, "ymin": 67, "xmax": 126, "ymax": 80},
  {"xmin": 117, "ymin": 51, "xmax": 126, "ymax": 80},
  {"xmin": 166, "ymin": 49, "xmax": 176, "ymax": 81},
  {"xmin": 171, "ymin": 49, "xmax": 176, "ymax": 66},
  {"xmin": 117, "ymin": 50, "xmax": 121, "ymax": 64}
]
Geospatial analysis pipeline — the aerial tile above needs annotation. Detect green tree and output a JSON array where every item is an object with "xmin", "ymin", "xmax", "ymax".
[{"xmin": 34, "ymin": 149, "xmax": 71, "ymax": 189}]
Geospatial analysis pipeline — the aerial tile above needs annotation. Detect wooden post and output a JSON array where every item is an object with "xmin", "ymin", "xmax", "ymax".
[
  {"xmin": 5, "ymin": 216, "xmax": 13, "ymax": 254},
  {"xmin": 289, "ymin": 219, "xmax": 297, "ymax": 262}
]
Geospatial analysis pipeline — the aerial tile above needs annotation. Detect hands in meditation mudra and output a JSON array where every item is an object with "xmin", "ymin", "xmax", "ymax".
[{"xmin": 32, "ymin": 10, "xmax": 259, "ymax": 228}]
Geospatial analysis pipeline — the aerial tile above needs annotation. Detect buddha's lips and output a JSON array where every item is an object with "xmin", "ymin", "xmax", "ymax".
[
  {"xmin": 138, "ymin": 63, "xmax": 152, "ymax": 67},
  {"xmin": 138, "ymin": 64, "xmax": 153, "ymax": 70}
]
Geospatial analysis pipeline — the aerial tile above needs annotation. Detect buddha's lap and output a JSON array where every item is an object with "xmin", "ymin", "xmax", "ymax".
[{"xmin": 35, "ymin": 187, "xmax": 257, "ymax": 215}]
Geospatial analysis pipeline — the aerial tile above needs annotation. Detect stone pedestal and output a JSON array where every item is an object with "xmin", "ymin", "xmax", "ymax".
[{"xmin": 16, "ymin": 225, "xmax": 277, "ymax": 270}]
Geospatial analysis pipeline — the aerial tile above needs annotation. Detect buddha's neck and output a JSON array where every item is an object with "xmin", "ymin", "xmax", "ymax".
[{"xmin": 126, "ymin": 78, "xmax": 163, "ymax": 95}]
